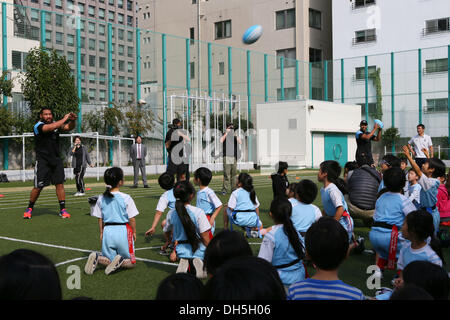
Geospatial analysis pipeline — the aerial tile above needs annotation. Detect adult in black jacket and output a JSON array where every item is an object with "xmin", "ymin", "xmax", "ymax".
[
  {"xmin": 271, "ymin": 161, "xmax": 289, "ymax": 199},
  {"xmin": 345, "ymin": 164, "xmax": 381, "ymax": 226}
]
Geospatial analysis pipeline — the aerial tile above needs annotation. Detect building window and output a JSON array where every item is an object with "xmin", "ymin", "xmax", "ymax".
[
  {"xmin": 359, "ymin": 102, "xmax": 377, "ymax": 118},
  {"xmin": 309, "ymin": 9, "xmax": 321, "ymax": 30},
  {"xmin": 425, "ymin": 58, "xmax": 448, "ymax": 74},
  {"xmin": 89, "ymin": 72, "xmax": 96, "ymax": 84},
  {"xmin": 353, "ymin": 0, "xmax": 376, "ymax": 9},
  {"xmin": 31, "ymin": 9, "xmax": 39, "ymax": 22},
  {"xmin": 109, "ymin": 11, "xmax": 115, "ymax": 22},
  {"xmin": 311, "ymin": 87, "xmax": 323, "ymax": 100},
  {"xmin": 55, "ymin": 14, "xmax": 63, "ymax": 27},
  {"xmin": 118, "ymin": 0, "xmax": 124, "ymax": 9},
  {"xmin": 118, "ymin": 60, "xmax": 125, "ymax": 72},
  {"xmin": 99, "ymin": 9, "xmax": 105, "ymax": 20},
  {"xmin": 99, "ymin": 90, "xmax": 106, "ymax": 101},
  {"xmin": 276, "ymin": 9, "xmax": 295, "ymax": 30},
  {"xmin": 127, "ymin": 16, "xmax": 133, "ymax": 27},
  {"xmin": 355, "ymin": 65, "xmax": 377, "ymax": 80},
  {"xmin": 67, "ymin": 34, "xmax": 75, "ymax": 47},
  {"xmin": 88, "ymin": 22, "xmax": 96, "ymax": 34},
  {"xmin": 88, "ymin": 6, "xmax": 96, "ymax": 18},
  {"xmin": 276, "ymin": 48, "xmax": 296, "ymax": 68},
  {"xmin": 218, "ymin": 62, "xmax": 225, "ymax": 75},
  {"xmin": 89, "ymin": 55, "xmax": 96, "ymax": 67},
  {"xmin": 12, "ymin": 51, "xmax": 28, "ymax": 70},
  {"xmin": 128, "ymin": 77, "xmax": 133, "ymax": 88},
  {"xmin": 55, "ymin": 32, "xmax": 63, "ymax": 45},
  {"xmin": 190, "ymin": 27, "xmax": 195, "ymax": 44},
  {"xmin": 215, "ymin": 20, "xmax": 231, "ymax": 40},
  {"xmin": 309, "ymin": 48, "xmax": 322, "ymax": 63},
  {"xmin": 89, "ymin": 39, "xmax": 96, "ymax": 51},
  {"xmin": 80, "ymin": 54, "xmax": 85, "ymax": 66},
  {"xmin": 353, "ymin": 28, "xmax": 376, "ymax": 44},
  {"xmin": 425, "ymin": 98, "xmax": 448, "ymax": 113},
  {"xmin": 99, "ymin": 57, "xmax": 106, "ymax": 69},
  {"xmin": 288, "ymin": 119, "xmax": 297, "ymax": 130},
  {"xmin": 128, "ymin": 46, "xmax": 134, "ymax": 58},
  {"xmin": 127, "ymin": 1, "xmax": 133, "ymax": 11},
  {"xmin": 99, "ymin": 40, "xmax": 106, "ymax": 52},
  {"xmin": 190, "ymin": 62, "xmax": 195, "ymax": 79},
  {"xmin": 99, "ymin": 73, "xmax": 106, "ymax": 84},
  {"xmin": 277, "ymin": 87, "xmax": 297, "ymax": 101},
  {"xmin": 424, "ymin": 18, "xmax": 450, "ymax": 35},
  {"xmin": 99, "ymin": 25, "xmax": 106, "ymax": 35},
  {"xmin": 89, "ymin": 89, "xmax": 96, "ymax": 101},
  {"xmin": 127, "ymin": 61, "xmax": 134, "ymax": 72},
  {"xmin": 67, "ymin": 51, "xmax": 75, "ymax": 64},
  {"xmin": 55, "ymin": 0, "xmax": 62, "ymax": 9},
  {"xmin": 78, "ymin": 3, "xmax": 85, "ymax": 15}
]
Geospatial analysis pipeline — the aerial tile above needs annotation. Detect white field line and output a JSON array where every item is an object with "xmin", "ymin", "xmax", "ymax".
[
  {"xmin": 0, "ymin": 181, "xmax": 278, "ymax": 209},
  {"xmin": 0, "ymin": 236, "xmax": 178, "ymax": 267}
]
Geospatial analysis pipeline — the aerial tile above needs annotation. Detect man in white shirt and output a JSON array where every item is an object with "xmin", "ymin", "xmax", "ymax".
[{"xmin": 408, "ymin": 124, "xmax": 433, "ymax": 169}]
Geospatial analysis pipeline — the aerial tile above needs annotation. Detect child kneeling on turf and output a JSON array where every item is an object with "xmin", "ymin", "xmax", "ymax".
[
  {"xmin": 85, "ymin": 167, "xmax": 139, "ymax": 275},
  {"xmin": 165, "ymin": 181, "xmax": 211, "ymax": 279},
  {"xmin": 291, "ymin": 179, "xmax": 321, "ymax": 236},
  {"xmin": 287, "ymin": 217, "xmax": 365, "ymax": 300},
  {"xmin": 258, "ymin": 197, "xmax": 306, "ymax": 289},
  {"xmin": 369, "ymin": 167, "xmax": 416, "ymax": 278},
  {"xmin": 223, "ymin": 173, "xmax": 263, "ymax": 238},
  {"xmin": 193, "ymin": 167, "xmax": 223, "ymax": 237}
]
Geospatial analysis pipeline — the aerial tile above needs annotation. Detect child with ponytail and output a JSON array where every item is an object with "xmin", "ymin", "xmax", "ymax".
[
  {"xmin": 223, "ymin": 172, "xmax": 263, "ymax": 238},
  {"xmin": 258, "ymin": 197, "xmax": 306, "ymax": 289},
  {"xmin": 318, "ymin": 161, "xmax": 354, "ymax": 244},
  {"xmin": 165, "ymin": 181, "xmax": 211, "ymax": 279},
  {"xmin": 85, "ymin": 167, "xmax": 139, "ymax": 275}
]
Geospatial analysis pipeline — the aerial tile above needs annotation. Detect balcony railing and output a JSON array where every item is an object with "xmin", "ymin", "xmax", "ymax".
[
  {"xmin": 352, "ymin": 0, "xmax": 376, "ymax": 10},
  {"xmin": 422, "ymin": 25, "xmax": 450, "ymax": 36}
]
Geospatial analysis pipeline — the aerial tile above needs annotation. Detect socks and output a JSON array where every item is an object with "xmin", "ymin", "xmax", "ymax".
[
  {"xmin": 28, "ymin": 201, "xmax": 35, "ymax": 209},
  {"xmin": 59, "ymin": 200, "xmax": 66, "ymax": 211}
]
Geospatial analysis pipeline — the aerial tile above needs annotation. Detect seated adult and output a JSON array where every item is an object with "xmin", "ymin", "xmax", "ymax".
[{"xmin": 345, "ymin": 163, "xmax": 382, "ymax": 226}]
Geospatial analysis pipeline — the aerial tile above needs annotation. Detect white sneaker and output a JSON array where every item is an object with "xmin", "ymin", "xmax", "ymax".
[
  {"xmin": 73, "ymin": 192, "xmax": 80, "ymax": 196},
  {"xmin": 176, "ymin": 258, "xmax": 189, "ymax": 274},
  {"xmin": 84, "ymin": 252, "xmax": 99, "ymax": 275},
  {"xmin": 105, "ymin": 255, "xmax": 124, "ymax": 275},
  {"xmin": 78, "ymin": 192, "xmax": 85, "ymax": 196},
  {"xmin": 193, "ymin": 258, "xmax": 207, "ymax": 279}
]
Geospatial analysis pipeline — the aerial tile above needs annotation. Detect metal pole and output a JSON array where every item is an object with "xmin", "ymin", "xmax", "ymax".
[
  {"xmin": 22, "ymin": 136, "xmax": 25, "ymax": 182},
  {"xmin": 341, "ymin": 58, "xmax": 345, "ymax": 103},
  {"xmin": 280, "ymin": 56, "xmax": 285, "ymax": 100},
  {"xmin": 418, "ymin": 48, "xmax": 423, "ymax": 124},
  {"xmin": 391, "ymin": 52, "xmax": 395, "ymax": 154},
  {"xmin": 364, "ymin": 55, "xmax": 369, "ymax": 121},
  {"xmin": 264, "ymin": 54, "xmax": 268, "ymax": 102},
  {"xmin": 136, "ymin": 28, "xmax": 141, "ymax": 102},
  {"xmin": 2, "ymin": 3, "xmax": 8, "ymax": 170},
  {"xmin": 228, "ymin": 46, "xmax": 232, "ymax": 119},
  {"xmin": 40, "ymin": 10, "xmax": 46, "ymax": 48},
  {"xmin": 162, "ymin": 34, "xmax": 167, "ymax": 165},
  {"xmin": 96, "ymin": 133, "xmax": 99, "ymax": 181},
  {"xmin": 76, "ymin": 16, "xmax": 82, "ymax": 133},
  {"xmin": 324, "ymin": 60, "xmax": 328, "ymax": 101}
]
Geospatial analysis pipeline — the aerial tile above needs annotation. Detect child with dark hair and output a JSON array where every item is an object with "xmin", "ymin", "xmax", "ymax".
[
  {"xmin": 290, "ymin": 179, "xmax": 321, "ymax": 235},
  {"xmin": 287, "ymin": 217, "xmax": 365, "ymax": 300},
  {"xmin": 203, "ymin": 256, "xmax": 286, "ymax": 300},
  {"xmin": 85, "ymin": 167, "xmax": 139, "ymax": 275},
  {"xmin": 165, "ymin": 181, "xmax": 211, "ymax": 279},
  {"xmin": 378, "ymin": 154, "xmax": 402, "ymax": 193},
  {"xmin": 398, "ymin": 209, "xmax": 444, "ymax": 273},
  {"xmin": 203, "ymin": 230, "xmax": 253, "ymax": 277},
  {"xmin": 343, "ymin": 161, "xmax": 358, "ymax": 181},
  {"xmin": 437, "ymin": 170, "xmax": 450, "ymax": 224},
  {"xmin": 271, "ymin": 161, "xmax": 289, "ymax": 199},
  {"xmin": 156, "ymin": 273, "xmax": 204, "ymax": 300},
  {"xmin": 258, "ymin": 197, "xmax": 306, "ymax": 288},
  {"xmin": 194, "ymin": 167, "xmax": 223, "ymax": 237},
  {"xmin": 318, "ymin": 161, "xmax": 354, "ymax": 244},
  {"xmin": 369, "ymin": 167, "xmax": 416, "ymax": 279},
  {"xmin": 402, "ymin": 145, "xmax": 446, "ymax": 234},
  {"xmin": 286, "ymin": 183, "xmax": 298, "ymax": 207},
  {"xmin": 0, "ymin": 249, "xmax": 62, "ymax": 300},
  {"xmin": 405, "ymin": 168, "xmax": 421, "ymax": 208},
  {"xmin": 145, "ymin": 172, "xmax": 176, "ymax": 255},
  {"xmin": 224, "ymin": 172, "xmax": 263, "ymax": 238},
  {"xmin": 402, "ymin": 260, "xmax": 449, "ymax": 300},
  {"xmin": 389, "ymin": 283, "xmax": 434, "ymax": 300}
]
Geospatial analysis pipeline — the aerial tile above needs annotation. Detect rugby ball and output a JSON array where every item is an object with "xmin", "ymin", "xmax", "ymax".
[
  {"xmin": 374, "ymin": 119, "xmax": 383, "ymax": 129},
  {"xmin": 242, "ymin": 25, "xmax": 263, "ymax": 44}
]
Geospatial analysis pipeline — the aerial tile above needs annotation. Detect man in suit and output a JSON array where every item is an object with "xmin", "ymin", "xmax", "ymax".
[{"xmin": 130, "ymin": 135, "xmax": 149, "ymax": 188}]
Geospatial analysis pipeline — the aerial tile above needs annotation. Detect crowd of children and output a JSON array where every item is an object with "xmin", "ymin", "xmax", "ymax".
[
  {"xmin": 3, "ymin": 146, "xmax": 448, "ymax": 301},
  {"xmin": 82, "ymin": 148, "xmax": 449, "ymax": 300}
]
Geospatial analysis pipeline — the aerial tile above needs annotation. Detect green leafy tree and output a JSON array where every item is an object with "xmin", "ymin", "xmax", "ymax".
[
  {"xmin": 83, "ymin": 104, "xmax": 124, "ymax": 165},
  {"xmin": 0, "ymin": 71, "xmax": 14, "ymax": 136},
  {"xmin": 383, "ymin": 127, "xmax": 400, "ymax": 150},
  {"xmin": 122, "ymin": 102, "xmax": 155, "ymax": 138},
  {"xmin": 20, "ymin": 47, "xmax": 79, "ymax": 119}
]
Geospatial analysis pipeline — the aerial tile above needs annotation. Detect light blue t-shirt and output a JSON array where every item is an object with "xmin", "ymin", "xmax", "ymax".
[
  {"xmin": 373, "ymin": 192, "xmax": 416, "ymax": 228},
  {"xmin": 320, "ymin": 183, "xmax": 348, "ymax": 217},
  {"xmin": 291, "ymin": 202, "xmax": 321, "ymax": 234},
  {"xmin": 288, "ymin": 278, "xmax": 365, "ymax": 300},
  {"xmin": 227, "ymin": 187, "xmax": 260, "ymax": 227},
  {"xmin": 258, "ymin": 224, "xmax": 305, "ymax": 287},
  {"xmin": 397, "ymin": 242, "xmax": 442, "ymax": 270},
  {"xmin": 167, "ymin": 204, "xmax": 211, "ymax": 259},
  {"xmin": 196, "ymin": 187, "xmax": 222, "ymax": 215}
]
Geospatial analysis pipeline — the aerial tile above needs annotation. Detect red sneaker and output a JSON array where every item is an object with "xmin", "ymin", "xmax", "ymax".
[
  {"xmin": 23, "ymin": 208, "xmax": 33, "ymax": 219},
  {"xmin": 59, "ymin": 208, "xmax": 71, "ymax": 219}
]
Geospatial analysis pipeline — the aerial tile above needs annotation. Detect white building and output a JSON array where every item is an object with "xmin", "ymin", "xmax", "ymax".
[
  {"xmin": 256, "ymin": 100, "xmax": 360, "ymax": 169},
  {"xmin": 332, "ymin": 0, "xmax": 450, "ymax": 139}
]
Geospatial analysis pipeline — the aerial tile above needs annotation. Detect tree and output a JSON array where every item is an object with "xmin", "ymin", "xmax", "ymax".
[
  {"xmin": 20, "ymin": 47, "xmax": 79, "ymax": 119},
  {"xmin": 0, "ymin": 71, "xmax": 14, "ymax": 136},
  {"xmin": 368, "ymin": 67, "xmax": 383, "ymax": 121},
  {"xmin": 122, "ymin": 102, "xmax": 155, "ymax": 138},
  {"xmin": 383, "ymin": 127, "xmax": 400, "ymax": 150}
]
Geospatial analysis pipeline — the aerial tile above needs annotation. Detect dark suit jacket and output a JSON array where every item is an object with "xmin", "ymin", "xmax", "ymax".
[{"xmin": 130, "ymin": 143, "xmax": 147, "ymax": 162}]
